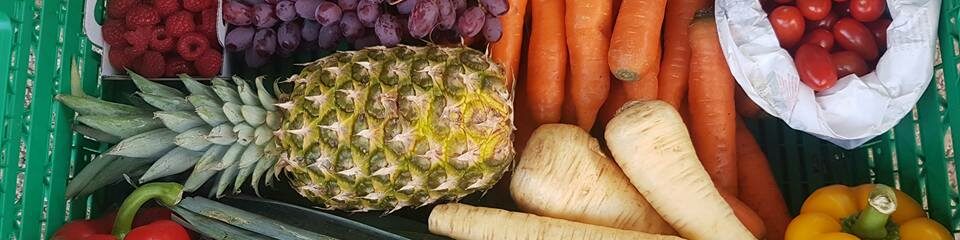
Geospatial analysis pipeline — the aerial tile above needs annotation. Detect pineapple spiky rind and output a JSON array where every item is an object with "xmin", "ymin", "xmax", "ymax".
[{"xmin": 279, "ymin": 46, "xmax": 514, "ymax": 211}]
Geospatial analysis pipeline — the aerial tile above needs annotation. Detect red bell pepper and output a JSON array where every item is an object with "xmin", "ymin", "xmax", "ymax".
[{"xmin": 53, "ymin": 183, "xmax": 190, "ymax": 240}]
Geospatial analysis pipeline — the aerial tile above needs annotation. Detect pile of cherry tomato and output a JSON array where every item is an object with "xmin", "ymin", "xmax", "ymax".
[{"xmin": 765, "ymin": 0, "xmax": 890, "ymax": 91}]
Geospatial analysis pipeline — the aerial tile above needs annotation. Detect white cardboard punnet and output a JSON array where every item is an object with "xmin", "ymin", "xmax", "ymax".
[{"xmin": 84, "ymin": 0, "xmax": 232, "ymax": 78}]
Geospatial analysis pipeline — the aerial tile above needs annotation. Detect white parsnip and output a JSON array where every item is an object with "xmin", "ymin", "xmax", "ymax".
[
  {"xmin": 428, "ymin": 203, "xmax": 685, "ymax": 240},
  {"xmin": 604, "ymin": 100, "xmax": 755, "ymax": 240},
  {"xmin": 510, "ymin": 124, "xmax": 674, "ymax": 234}
]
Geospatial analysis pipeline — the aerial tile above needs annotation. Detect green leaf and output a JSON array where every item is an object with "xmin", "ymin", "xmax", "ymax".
[{"xmin": 177, "ymin": 197, "xmax": 338, "ymax": 240}]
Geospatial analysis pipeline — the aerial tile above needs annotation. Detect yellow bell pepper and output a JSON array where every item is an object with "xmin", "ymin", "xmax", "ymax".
[{"xmin": 785, "ymin": 184, "xmax": 952, "ymax": 240}]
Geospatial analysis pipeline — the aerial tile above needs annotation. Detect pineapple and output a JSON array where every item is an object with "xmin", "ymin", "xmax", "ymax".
[{"xmin": 60, "ymin": 45, "xmax": 515, "ymax": 212}]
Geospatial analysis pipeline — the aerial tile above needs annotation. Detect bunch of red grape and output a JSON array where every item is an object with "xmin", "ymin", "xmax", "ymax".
[{"xmin": 223, "ymin": 0, "xmax": 507, "ymax": 67}]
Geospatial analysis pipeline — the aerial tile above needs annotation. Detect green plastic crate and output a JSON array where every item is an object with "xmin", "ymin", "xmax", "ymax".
[
  {"xmin": 1, "ymin": 0, "xmax": 959, "ymax": 239},
  {"xmin": 746, "ymin": 0, "xmax": 960, "ymax": 233}
]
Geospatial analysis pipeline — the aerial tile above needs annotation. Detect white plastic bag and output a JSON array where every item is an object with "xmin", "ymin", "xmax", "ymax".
[{"xmin": 715, "ymin": 0, "xmax": 940, "ymax": 149}]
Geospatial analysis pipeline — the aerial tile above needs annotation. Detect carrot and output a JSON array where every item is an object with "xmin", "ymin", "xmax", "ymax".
[
  {"xmin": 735, "ymin": 85, "xmax": 766, "ymax": 119},
  {"xmin": 525, "ymin": 0, "xmax": 567, "ymax": 125},
  {"xmin": 608, "ymin": 0, "xmax": 667, "ymax": 83},
  {"xmin": 566, "ymin": 0, "xmax": 614, "ymax": 131},
  {"xmin": 736, "ymin": 118, "xmax": 790, "ymax": 240},
  {"xmin": 511, "ymin": 124, "xmax": 675, "ymax": 234},
  {"xmin": 597, "ymin": 78, "xmax": 629, "ymax": 127},
  {"xmin": 623, "ymin": 60, "xmax": 660, "ymax": 100},
  {"xmin": 604, "ymin": 100, "xmax": 755, "ymax": 240},
  {"xmin": 514, "ymin": 59, "xmax": 536, "ymax": 154},
  {"xmin": 687, "ymin": 16, "xmax": 738, "ymax": 195},
  {"xmin": 719, "ymin": 189, "xmax": 768, "ymax": 239},
  {"xmin": 657, "ymin": 0, "xmax": 709, "ymax": 109},
  {"xmin": 429, "ymin": 203, "xmax": 684, "ymax": 240},
  {"xmin": 490, "ymin": 0, "xmax": 529, "ymax": 89},
  {"xmin": 559, "ymin": 65, "xmax": 577, "ymax": 124}
]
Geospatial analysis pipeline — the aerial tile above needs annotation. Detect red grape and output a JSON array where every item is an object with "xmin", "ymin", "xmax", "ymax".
[
  {"xmin": 278, "ymin": 21, "xmax": 302, "ymax": 51},
  {"xmin": 296, "ymin": 0, "xmax": 323, "ymax": 20},
  {"xmin": 397, "ymin": 0, "xmax": 417, "ymax": 14},
  {"xmin": 317, "ymin": 23, "xmax": 342, "ymax": 49},
  {"xmin": 457, "ymin": 7, "xmax": 485, "ymax": 38},
  {"xmin": 408, "ymin": 0, "xmax": 439, "ymax": 38},
  {"xmin": 254, "ymin": 3, "xmax": 279, "ymax": 28},
  {"xmin": 453, "ymin": 0, "xmax": 466, "ymax": 14},
  {"xmin": 375, "ymin": 14, "xmax": 402, "ymax": 46},
  {"xmin": 339, "ymin": 0, "xmax": 358, "ymax": 10},
  {"xmin": 276, "ymin": 1, "xmax": 298, "ymax": 22},
  {"xmin": 302, "ymin": 20, "xmax": 321, "ymax": 41},
  {"xmin": 254, "ymin": 28, "xmax": 277, "ymax": 57},
  {"xmin": 437, "ymin": 0, "xmax": 455, "ymax": 30},
  {"xmin": 340, "ymin": 12, "xmax": 364, "ymax": 38},
  {"xmin": 224, "ymin": 1, "xmax": 254, "ymax": 26},
  {"xmin": 358, "ymin": 0, "xmax": 382, "ymax": 27},
  {"xmin": 482, "ymin": 14, "xmax": 501, "ymax": 42},
  {"xmin": 315, "ymin": 1, "xmax": 343, "ymax": 26},
  {"xmin": 480, "ymin": 0, "xmax": 508, "ymax": 16},
  {"xmin": 225, "ymin": 27, "xmax": 256, "ymax": 52}
]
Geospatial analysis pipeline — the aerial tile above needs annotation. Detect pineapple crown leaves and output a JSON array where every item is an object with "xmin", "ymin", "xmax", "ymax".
[{"xmin": 58, "ymin": 72, "xmax": 282, "ymax": 199}]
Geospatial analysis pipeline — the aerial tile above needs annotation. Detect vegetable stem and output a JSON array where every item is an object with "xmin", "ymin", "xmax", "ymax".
[
  {"xmin": 112, "ymin": 182, "xmax": 184, "ymax": 239},
  {"xmin": 851, "ymin": 184, "xmax": 896, "ymax": 239}
]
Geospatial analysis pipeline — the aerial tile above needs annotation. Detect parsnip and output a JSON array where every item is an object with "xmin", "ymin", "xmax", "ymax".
[
  {"xmin": 428, "ymin": 203, "xmax": 685, "ymax": 240},
  {"xmin": 604, "ymin": 100, "xmax": 755, "ymax": 240},
  {"xmin": 510, "ymin": 124, "xmax": 674, "ymax": 234}
]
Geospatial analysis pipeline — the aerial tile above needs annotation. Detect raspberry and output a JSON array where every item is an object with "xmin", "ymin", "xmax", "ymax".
[
  {"xmin": 165, "ymin": 56, "xmax": 196, "ymax": 76},
  {"xmin": 108, "ymin": 46, "xmax": 136, "ymax": 70},
  {"xmin": 199, "ymin": 8, "xmax": 219, "ymax": 44},
  {"xmin": 193, "ymin": 49, "xmax": 222, "ymax": 77},
  {"xmin": 177, "ymin": 33, "xmax": 209, "ymax": 61},
  {"xmin": 102, "ymin": 19, "xmax": 128, "ymax": 47},
  {"xmin": 106, "ymin": 0, "xmax": 138, "ymax": 19},
  {"xmin": 124, "ymin": 26, "xmax": 154, "ymax": 48},
  {"xmin": 164, "ymin": 11, "xmax": 196, "ymax": 37},
  {"xmin": 124, "ymin": 44, "xmax": 147, "ymax": 59},
  {"xmin": 183, "ymin": 0, "xmax": 212, "ymax": 12},
  {"xmin": 152, "ymin": 0, "xmax": 181, "ymax": 17},
  {"xmin": 149, "ymin": 28, "xmax": 175, "ymax": 53},
  {"xmin": 125, "ymin": 5, "xmax": 160, "ymax": 27},
  {"xmin": 135, "ymin": 51, "xmax": 166, "ymax": 78}
]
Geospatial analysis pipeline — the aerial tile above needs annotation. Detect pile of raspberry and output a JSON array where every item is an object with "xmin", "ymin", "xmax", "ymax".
[{"xmin": 104, "ymin": 0, "xmax": 223, "ymax": 78}]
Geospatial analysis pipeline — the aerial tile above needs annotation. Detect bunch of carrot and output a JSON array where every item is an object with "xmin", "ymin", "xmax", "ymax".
[{"xmin": 489, "ymin": 0, "xmax": 790, "ymax": 238}]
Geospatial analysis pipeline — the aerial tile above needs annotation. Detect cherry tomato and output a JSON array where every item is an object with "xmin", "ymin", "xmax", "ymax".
[
  {"xmin": 795, "ymin": 44, "xmax": 838, "ymax": 91},
  {"xmin": 770, "ymin": 6, "xmax": 806, "ymax": 48},
  {"xmin": 831, "ymin": 51, "xmax": 870, "ymax": 77},
  {"xmin": 797, "ymin": 0, "xmax": 832, "ymax": 20},
  {"xmin": 866, "ymin": 19, "xmax": 891, "ymax": 50},
  {"xmin": 834, "ymin": 0, "xmax": 847, "ymax": 3},
  {"xmin": 775, "ymin": 0, "xmax": 794, "ymax": 4},
  {"xmin": 801, "ymin": 29, "xmax": 835, "ymax": 49},
  {"xmin": 833, "ymin": 18, "xmax": 879, "ymax": 60},
  {"xmin": 850, "ymin": 0, "xmax": 885, "ymax": 22},
  {"xmin": 807, "ymin": 10, "xmax": 839, "ymax": 30}
]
